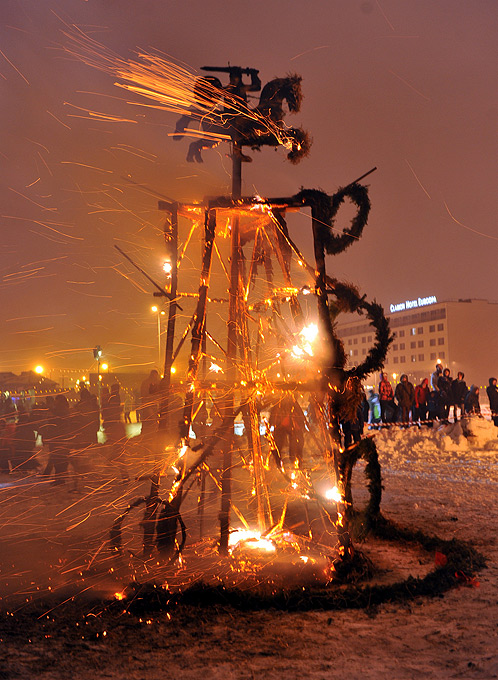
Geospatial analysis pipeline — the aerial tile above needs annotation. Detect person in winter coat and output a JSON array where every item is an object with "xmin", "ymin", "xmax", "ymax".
[
  {"xmin": 486, "ymin": 377, "xmax": 498, "ymax": 426},
  {"xmin": 430, "ymin": 363, "xmax": 443, "ymax": 392},
  {"xmin": 12, "ymin": 411, "xmax": 38, "ymax": 471},
  {"xmin": 394, "ymin": 374, "xmax": 415, "ymax": 426},
  {"xmin": 269, "ymin": 394, "xmax": 305, "ymax": 469},
  {"xmin": 103, "ymin": 383, "xmax": 129, "ymax": 482},
  {"xmin": 341, "ymin": 403, "xmax": 365, "ymax": 448},
  {"xmin": 0, "ymin": 418, "xmax": 15, "ymax": 474},
  {"xmin": 379, "ymin": 373, "xmax": 395, "ymax": 426},
  {"xmin": 414, "ymin": 378, "xmax": 430, "ymax": 425},
  {"xmin": 42, "ymin": 394, "xmax": 73, "ymax": 484},
  {"xmin": 140, "ymin": 370, "xmax": 160, "ymax": 434},
  {"xmin": 430, "ymin": 363, "xmax": 443, "ymax": 418},
  {"xmin": 438, "ymin": 368, "xmax": 453, "ymax": 423},
  {"xmin": 74, "ymin": 386, "xmax": 99, "ymax": 449},
  {"xmin": 451, "ymin": 372, "xmax": 468, "ymax": 422},
  {"xmin": 464, "ymin": 385, "xmax": 481, "ymax": 416},
  {"xmin": 367, "ymin": 389, "xmax": 381, "ymax": 428}
]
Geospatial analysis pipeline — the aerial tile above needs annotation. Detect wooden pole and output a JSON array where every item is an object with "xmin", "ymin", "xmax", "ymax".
[
  {"xmin": 143, "ymin": 202, "xmax": 179, "ymax": 556},
  {"xmin": 219, "ymin": 142, "xmax": 242, "ymax": 554},
  {"xmin": 161, "ymin": 202, "xmax": 179, "ymax": 399}
]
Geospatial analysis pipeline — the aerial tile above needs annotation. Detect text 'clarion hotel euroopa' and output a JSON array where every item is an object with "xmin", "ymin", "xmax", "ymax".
[{"xmin": 390, "ymin": 295, "xmax": 437, "ymax": 314}]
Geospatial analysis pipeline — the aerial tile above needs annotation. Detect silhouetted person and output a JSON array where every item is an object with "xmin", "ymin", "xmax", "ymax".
[
  {"xmin": 0, "ymin": 418, "xmax": 15, "ymax": 474},
  {"xmin": 379, "ymin": 373, "xmax": 395, "ymax": 426},
  {"xmin": 74, "ymin": 386, "xmax": 99, "ymax": 449},
  {"xmin": 464, "ymin": 385, "xmax": 481, "ymax": 416},
  {"xmin": 341, "ymin": 403, "xmax": 365, "ymax": 448},
  {"xmin": 430, "ymin": 363, "xmax": 443, "ymax": 420},
  {"xmin": 395, "ymin": 374, "xmax": 415, "ymax": 426},
  {"xmin": 451, "ymin": 372, "xmax": 468, "ymax": 422},
  {"xmin": 414, "ymin": 378, "xmax": 429, "ymax": 426},
  {"xmin": 140, "ymin": 370, "xmax": 160, "ymax": 434},
  {"xmin": 486, "ymin": 377, "xmax": 498, "ymax": 426},
  {"xmin": 104, "ymin": 383, "xmax": 129, "ymax": 482},
  {"xmin": 12, "ymin": 411, "xmax": 37, "ymax": 471},
  {"xmin": 43, "ymin": 394, "xmax": 73, "ymax": 484},
  {"xmin": 270, "ymin": 394, "xmax": 305, "ymax": 469},
  {"xmin": 438, "ymin": 368, "xmax": 453, "ymax": 423}
]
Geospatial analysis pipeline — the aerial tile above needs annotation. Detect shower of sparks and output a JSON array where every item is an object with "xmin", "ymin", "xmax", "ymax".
[{"xmin": 63, "ymin": 27, "xmax": 297, "ymax": 152}]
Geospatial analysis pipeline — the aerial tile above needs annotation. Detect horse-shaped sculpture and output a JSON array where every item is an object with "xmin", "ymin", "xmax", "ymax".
[{"xmin": 174, "ymin": 74, "xmax": 311, "ymax": 164}]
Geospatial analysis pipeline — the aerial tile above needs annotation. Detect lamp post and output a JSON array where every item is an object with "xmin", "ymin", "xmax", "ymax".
[{"xmin": 151, "ymin": 306, "xmax": 166, "ymax": 373}]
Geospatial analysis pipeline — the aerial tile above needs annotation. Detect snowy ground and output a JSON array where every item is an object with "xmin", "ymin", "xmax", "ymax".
[{"xmin": 0, "ymin": 417, "xmax": 497, "ymax": 679}]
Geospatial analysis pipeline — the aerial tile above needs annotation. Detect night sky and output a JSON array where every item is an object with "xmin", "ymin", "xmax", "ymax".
[{"xmin": 1, "ymin": 0, "xmax": 497, "ymax": 376}]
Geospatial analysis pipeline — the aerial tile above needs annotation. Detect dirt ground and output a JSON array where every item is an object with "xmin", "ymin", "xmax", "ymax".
[{"xmin": 0, "ymin": 432, "xmax": 497, "ymax": 680}]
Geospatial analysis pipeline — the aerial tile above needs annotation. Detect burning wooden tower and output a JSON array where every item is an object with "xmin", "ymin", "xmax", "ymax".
[{"xmin": 111, "ymin": 64, "xmax": 391, "ymax": 582}]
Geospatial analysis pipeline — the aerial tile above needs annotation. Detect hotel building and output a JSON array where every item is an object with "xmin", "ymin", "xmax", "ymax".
[{"xmin": 336, "ymin": 298, "xmax": 498, "ymax": 390}]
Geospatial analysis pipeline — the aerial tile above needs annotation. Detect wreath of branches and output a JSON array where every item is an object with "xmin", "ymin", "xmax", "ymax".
[
  {"xmin": 297, "ymin": 183, "xmax": 371, "ymax": 256},
  {"xmin": 110, "ymin": 524, "xmax": 485, "ymax": 615},
  {"xmin": 343, "ymin": 437, "xmax": 383, "ymax": 537},
  {"xmin": 327, "ymin": 279, "xmax": 393, "ymax": 381}
]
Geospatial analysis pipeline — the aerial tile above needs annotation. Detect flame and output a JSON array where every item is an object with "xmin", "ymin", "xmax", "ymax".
[
  {"xmin": 300, "ymin": 323, "xmax": 318, "ymax": 344},
  {"xmin": 325, "ymin": 486, "xmax": 342, "ymax": 503},
  {"xmin": 228, "ymin": 529, "xmax": 276, "ymax": 553}
]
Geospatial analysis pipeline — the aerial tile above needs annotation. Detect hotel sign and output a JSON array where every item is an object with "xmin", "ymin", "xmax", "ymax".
[{"xmin": 389, "ymin": 295, "xmax": 437, "ymax": 314}]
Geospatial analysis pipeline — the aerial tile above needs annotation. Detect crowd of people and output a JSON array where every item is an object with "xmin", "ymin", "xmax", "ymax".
[
  {"xmin": 1, "ymin": 364, "xmax": 496, "ymax": 481},
  {"xmin": 0, "ymin": 383, "xmax": 129, "ymax": 484},
  {"xmin": 371, "ymin": 366, "xmax": 498, "ymax": 428}
]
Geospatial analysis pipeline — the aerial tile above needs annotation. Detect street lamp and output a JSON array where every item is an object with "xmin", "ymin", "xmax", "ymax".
[
  {"xmin": 34, "ymin": 365, "xmax": 44, "ymax": 374},
  {"xmin": 151, "ymin": 306, "xmax": 166, "ymax": 372}
]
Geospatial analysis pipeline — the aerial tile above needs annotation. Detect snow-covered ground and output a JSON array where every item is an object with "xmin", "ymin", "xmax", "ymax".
[{"xmin": 0, "ymin": 417, "xmax": 497, "ymax": 679}]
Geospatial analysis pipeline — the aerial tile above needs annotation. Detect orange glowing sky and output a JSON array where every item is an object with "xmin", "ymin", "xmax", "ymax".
[{"xmin": 0, "ymin": 0, "xmax": 496, "ymax": 375}]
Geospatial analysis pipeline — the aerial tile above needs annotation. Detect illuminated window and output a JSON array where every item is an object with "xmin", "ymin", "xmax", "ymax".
[
  {"xmin": 411, "ymin": 328, "xmax": 416, "ymax": 335},
  {"xmin": 411, "ymin": 355, "xmax": 417, "ymax": 362}
]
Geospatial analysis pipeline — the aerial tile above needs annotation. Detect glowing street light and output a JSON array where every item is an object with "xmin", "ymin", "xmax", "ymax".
[
  {"xmin": 163, "ymin": 260, "xmax": 173, "ymax": 277},
  {"xmin": 34, "ymin": 365, "xmax": 44, "ymax": 374}
]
